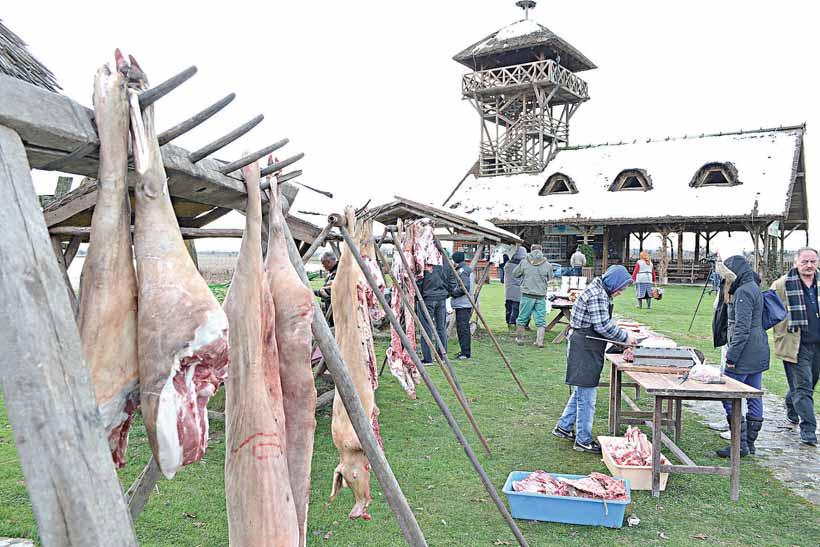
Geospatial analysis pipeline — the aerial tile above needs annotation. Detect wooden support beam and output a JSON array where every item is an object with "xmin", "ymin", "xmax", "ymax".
[
  {"xmin": 0, "ymin": 125, "xmax": 137, "ymax": 545},
  {"xmin": 677, "ymin": 231, "xmax": 684, "ymax": 271},
  {"xmin": 601, "ymin": 226, "xmax": 609, "ymax": 271},
  {"xmin": 63, "ymin": 235, "xmax": 82, "ymax": 268},
  {"xmin": 50, "ymin": 235, "xmax": 78, "ymax": 317},
  {"xmin": 182, "ymin": 206, "xmax": 232, "ymax": 228}
]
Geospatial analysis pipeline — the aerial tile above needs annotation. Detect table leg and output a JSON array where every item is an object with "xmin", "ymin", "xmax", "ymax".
[
  {"xmin": 652, "ymin": 397, "xmax": 663, "ymax": 497},
  {"xmin": 608, "ymin": 361, "xmax": 617, "ymax": 434},
  {"xmin": 674, "ymin": 399, "xmax": 682, "ymax": 445},
  {"xmin": 544, "ymin": 310, "xmax": 563, "ymax": 332},
  {"xmin": 614, "ymin": 370, "xmax": 623, "ymax": 435},
  {"xmin": 730, "ymin": 400, "xmax": 742, "ymax": 501}
]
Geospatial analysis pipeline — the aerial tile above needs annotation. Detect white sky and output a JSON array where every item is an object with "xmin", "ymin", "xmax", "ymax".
[{"xmin": 5, "ymin": 0, "xmax": 818, "ymax": 256}]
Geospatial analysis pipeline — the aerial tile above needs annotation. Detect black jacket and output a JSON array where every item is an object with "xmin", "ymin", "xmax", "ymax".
[
  {"xmin": 417, "ymin": 264, "xmax": 458, "ymax": 302},
  {"xmin": 717, "ymin": 257, "xmax": 770, "ymax": 374}
]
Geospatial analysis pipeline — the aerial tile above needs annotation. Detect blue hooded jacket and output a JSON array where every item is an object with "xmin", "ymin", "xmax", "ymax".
[{"xmin": 602, "ymin": 265, "xmax": 633, "ymax": 295}]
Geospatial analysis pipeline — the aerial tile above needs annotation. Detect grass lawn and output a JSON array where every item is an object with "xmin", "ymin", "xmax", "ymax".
[{"xmin": 1, "ymin": 283, "xmax": 818, "ymax": 546}]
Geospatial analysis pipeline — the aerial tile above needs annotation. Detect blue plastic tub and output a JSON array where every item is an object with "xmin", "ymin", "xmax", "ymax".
[{"xmin": 502, "ymin": 471, "xmax": 631, "ymax": 528}]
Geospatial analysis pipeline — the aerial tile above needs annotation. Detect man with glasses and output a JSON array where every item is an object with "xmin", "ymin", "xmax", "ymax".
[{"xmin": 772, "ymin": 247, "xmax": 820, "ymax": 446}]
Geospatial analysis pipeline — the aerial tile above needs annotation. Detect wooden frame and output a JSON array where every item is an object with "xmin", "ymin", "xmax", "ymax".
[
  {"xmin": 538, "ymin": 172, "xmax": 578, "ymax": 195},
  {"xmin": 689, "ymin": 161, "xmax": 741, "ymax": 188},
  {"xmin": 609, "ymin": 168, "xmax": 653, "ymax": 192}
]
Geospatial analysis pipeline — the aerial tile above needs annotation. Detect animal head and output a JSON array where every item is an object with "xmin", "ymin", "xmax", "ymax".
[{"xmin": 330, "ymin": 452, "xmax": 372, "ymax": 521}]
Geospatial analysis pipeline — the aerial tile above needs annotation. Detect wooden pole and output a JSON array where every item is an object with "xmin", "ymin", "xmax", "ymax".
[
  {"xmin": 372, "ymin": 242, "xmax": 491, "ymax": 455},
  {"xmin": 601, "ymin": 226, "xmax": 609, "ymax": 271},
  {"xmin": 300, "ymin": 222, "xmax": 333, "ymax": 263},
  {"xmin": 677, "ymin": 231, "xmax": 684, "ymax": 272},
  {"xmin": 0, "ymin": 125, "xmax": 137, "ymax": 545},
  {"xmin": 184, "ymin": 239, "xmax": 199, "ymax": 271},
  {"xmin": 49, "ymin": 235, "xmax": 79, "ymax": 317},
  {"xmin": 279, "ymin": 212, "xmax": 427, "ymax": 547},
  {"xmin": 432, "ymin": 235, "xmax": 529, "ymax": 399},
  {"xmin": 337, "ymin": 223, "xmax": 529, "ymax": 547},
  {"xmin": 125, "ymin": 457, "xmax": 163, "ymax": 521},
  {"xmin": 694, "ymin": 231, "xmax": 701, "ymax": 263}
]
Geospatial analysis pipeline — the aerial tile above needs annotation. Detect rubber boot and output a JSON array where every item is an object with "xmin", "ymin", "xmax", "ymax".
[
  {"xmin": 716, "ymin": 416, "xmax": 749, "ymax": 458},
  {"xmin": 534, "ymin": 327, "xmax": 545, "ymax": 348},
  {"xmin": 746, "ymin": 416, "xmax": 764, "ymax": 455},
  {"xmin": 515, "ymin": 325, "xmax": 526, "ymax": 346}
]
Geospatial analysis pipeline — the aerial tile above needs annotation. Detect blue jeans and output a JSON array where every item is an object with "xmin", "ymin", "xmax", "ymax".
[
  {"xmin": 721, "ymin": 371, "xmax": 763, "ymax": 418},
  {"xmin": 572, "ymin": 266, "xmax": 582, "ymax": 277},
  {"xmin": 419, "ymin": 299, "xmax": 447, "ymax": 363},
  {"xmin": 784, "ymin": 343, "xmax": 820, "ymax": 440},
  {"xmin": 557, "ymin": 386, "xmax": 597, "ymax": 444}
]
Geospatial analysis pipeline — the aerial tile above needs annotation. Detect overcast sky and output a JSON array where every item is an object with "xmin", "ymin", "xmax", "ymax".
[{"xmin": 5, "ymin": 0, "xmax": 818, "ymax": 255}]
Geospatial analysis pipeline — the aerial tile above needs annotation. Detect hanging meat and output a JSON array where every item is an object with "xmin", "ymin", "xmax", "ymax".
[
  {"xmin": 330, "ymin": 208, "xmax": 381, "ymax": 520},
  {"xmin": 125, "ymin": 54, "xmax": 229, "ymax": 479},
  {"xmin": 265, "ymin": 172, "xmax": 317, "ymax": 547},
  {"xmin": 223, "ymin": 161, "xmax": 298, "ymax": 546},
  {"xmin": 386, "ymin": 220, "xmax": 421, "ymax": 398},
  {"xmin": 77, "ymin": 61, "xmax": 139, "ymax": 468}
]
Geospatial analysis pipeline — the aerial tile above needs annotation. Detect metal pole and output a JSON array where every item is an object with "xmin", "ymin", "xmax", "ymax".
[
  {"xmin": 335, "ymin": 221, "xmax": 529, "ymax": 547},
  {"xmin": 432, "ymin": 235, "xmax": 529, "ymax": 400},
  {"xmin": 278, "ymin": 217, "xmax": 427, "ymax": 546},
  {"xmin": 372, "ymin": 241, "xmax": 491, "ymax": 455}
]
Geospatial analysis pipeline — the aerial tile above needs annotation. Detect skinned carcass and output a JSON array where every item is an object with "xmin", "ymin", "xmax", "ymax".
[
  {"xmin": 265, "ymin": 174, "xmax": 317, "ymax": 546},
  {"xmin": 77, "ymin": 61, "xmax": 139, "ymax": 468},
  {"xmin": 330, "ymin": 208, "xmax": 381, "ymax": 520},
  {"xmin": 125, "ymin": 54, "xmax": 229, "ymax": 479},
  {"xmin": 386, "ymin": 220, "xmax": 421, "ymax": 398},
  {"xmin": 224, "ymin": 161, "xmax": 299, "ymax": 546}
]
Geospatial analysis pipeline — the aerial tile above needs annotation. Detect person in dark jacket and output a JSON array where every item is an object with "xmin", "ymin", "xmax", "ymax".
[
  {"xmin": 713, "ymin": 255, "xmax": 770, "ymax": 457},
  {"xmin": 451, "ymin": 252, "xmax": 474, "ymax": 360},
  {"xmin": 314, "ymin": 251, "xmax": 338, "ymax": 325},
  {"xmin": 499, "ymin": 254, "xmax": 510, "ymax": 284},
  {"xmin": 504, "ymin": 247, "xmax": 526, "ymax": 335},
  {"xmin": 417, "ymin": 261, "xmax": 458, "ymax": 363},
  {"xmin": 552, "ymin": 266, "xmax": 637, "ymax": 453}
]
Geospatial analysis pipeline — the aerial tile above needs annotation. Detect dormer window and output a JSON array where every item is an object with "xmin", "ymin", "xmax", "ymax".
[
  {"xmin": 609, "ymin": 169, "xmax": 653, "ymax": 192},
  {"xmin": 690, "ymin": 162, "xmax": 741, "ymax": 187},
  {"xmin": 538, "ymin": 173, "xmax": 578, "ymax": 196}
]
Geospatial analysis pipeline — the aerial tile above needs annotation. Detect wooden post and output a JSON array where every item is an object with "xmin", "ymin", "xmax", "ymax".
[
  {"xmin": 126, "ymin": 457, "xmax": 163, "ymax": 521},
  {"xmin": 658, "ymin": 227, "xmax": 671, "ymax": 284},
  {"xmin": 299, "ymin": 222, "xmax": 333, "ymax": 263},
  {"xmin": 278, "ymin": 212, "xmax": 427, "ymax": 547},
  {"xmin": 622, "ymin": 233, "xmax": 629, "ymax": 264},
  {"xmin": 638, "ymin": 231, "xmax": 645, "ymax": 252},
  {"xmin": 677, "ymin": 231, "xmax": 684, "ymax": 272},
  {"xmin": 50, "ymin": 235, "xmax": 79, "ymax": 318},
  {"xmin": 0, "ymin": 125, "xmax": 138, "ymax": 545},
  {"xmin": 694, "ymin": 231, "xmax": 701, "ymax": 263},
  {"xmin": 337, "ymin": 224, "xmax": 529, "ymax": 547},
  {"xmin": 184, "ymin": 239, "xmax": 199, "ymax": 271},
  {"xmin": 601, "ymin": 226, "xmax": 609, "ymax": 271}
]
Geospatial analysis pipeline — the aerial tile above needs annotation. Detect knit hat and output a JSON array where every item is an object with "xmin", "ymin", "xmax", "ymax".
[{"xmin": 452, "ymin": 251, "xmax": 465, "ymax": 263}]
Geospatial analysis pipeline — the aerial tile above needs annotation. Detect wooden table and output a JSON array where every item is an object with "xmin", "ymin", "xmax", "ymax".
[
  {"xmin": 545, "ymin": 297, "xmax": 573, "ymax": 343},
  {"xmin": 605, "ymin": 354, "xmax": 762, "ymax": 500}
]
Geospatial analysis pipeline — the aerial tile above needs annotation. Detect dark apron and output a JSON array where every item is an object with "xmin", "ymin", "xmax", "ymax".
[{"xmin": 566, "ymin": 326, "xmax": 608, "ymax": 387}]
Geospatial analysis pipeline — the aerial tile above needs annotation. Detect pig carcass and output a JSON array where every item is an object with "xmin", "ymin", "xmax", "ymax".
[
  {"xmin": 330, "ymin": 208, "xmax": 381, "ymax": 520},
  {"xmin": 77, "ymin": 60, "xmax": 139, "ymax": 468},
  {"xmin": 265, "ymin": 174, "xmax": 317, "ymax": 547},
  {"xmin": 125, "ymin": 54, "xmax": 229, "ymax": 479},
  {"xmin": 224, "ymin": 161, "xmax": 299, "ymax": 546}
]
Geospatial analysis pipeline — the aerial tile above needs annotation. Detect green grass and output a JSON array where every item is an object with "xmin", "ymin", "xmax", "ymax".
[{"xmin": 1, "ymin": 284, "xmax": 817, "ymax": 546}]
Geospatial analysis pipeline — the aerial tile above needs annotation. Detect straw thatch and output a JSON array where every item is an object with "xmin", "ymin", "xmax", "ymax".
[{"xmin": 0, "ymin": 19, "xmax": 60, "ymax": 92}]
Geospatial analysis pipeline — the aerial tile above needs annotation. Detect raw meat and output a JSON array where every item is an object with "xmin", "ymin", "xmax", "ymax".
[
  {"xmin": 126, "ymin": 55, "xmax": 229, "ymax": 479},
  {"xmin": 330, "ymin": 208, "xmax": 380, "ymax": 520},
  {"xmin": 412, "ymin": 218, "xmax": 441, "ymax": 271},
  {"xmin": 605, "ymin": 426, "xmax": 669, "ymax": 466},
  {"xmin": 640, "ymin": 336, "xmax": 677, "ymax": 349},
  {"xmin": 265, "ymin": 171, "xmax": 317, "ymax": 547},
  {"xmin": 623, "ymin": 347, "xmax": 635, "ymax": 362},
  {"xmin": 689, "ymin": 363, "xmax": 722, "ymax": 383},
  {"xmin": 513, "ymin": 471, "xmax": 628, "ymax": 501},
  {"xmin": 386, "ymin": 220, "xmax": 421, "ymax": 398},
  {"xmin": 77, "ymin": 60, "xmax": 139, "ymax": 468},
  {"xmin": 224, "ymin": 161, "xmax": 298, "ymax": 546}
]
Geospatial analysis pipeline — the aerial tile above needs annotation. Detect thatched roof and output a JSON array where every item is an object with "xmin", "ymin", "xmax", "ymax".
[
  {"xmin": 453, "ymin": 19, "xmax": 596, "ymax": 73},
  {"xmin": 0, "ymin": 19, "xmax": 60, "ymax": 92}
]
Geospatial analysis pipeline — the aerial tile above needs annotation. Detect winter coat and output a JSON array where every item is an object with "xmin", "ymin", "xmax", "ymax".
[
  {"xmin": 451, "ymin": 262, "xmax": 474, "ymax": 309},
  {"xmin": 570, "ymin": 250, "xmax": 587, "ymax": 268},
  {"xmin": 417, "ymin": 264, "xmax": 457, "ymax": 303},
  {"xmin": 772, "ymin": 274, "xmax": 802, "ymax": 364},
  {"xmin": 504, "ymin": 248, "xmax": 527, "ymax": 302},
  {"xmin": 721, "ymin": 257, "xmax": 770, "ymax": 374},
  {"xmin": 512, "ymin": 250, "xmax": 553, "ymax": 297}
]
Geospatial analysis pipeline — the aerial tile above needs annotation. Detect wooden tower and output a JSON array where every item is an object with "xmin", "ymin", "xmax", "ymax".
[{"xmin": 453, "ymin": 1, "xmax": 595, "ymax": 177}]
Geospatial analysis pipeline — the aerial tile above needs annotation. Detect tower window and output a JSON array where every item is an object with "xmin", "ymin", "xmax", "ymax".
[
  {"xmin": 690, "ymin": 162, "xmax": 741, "ymax": 187},
  {"xmin": 609, "ymin": 169, "xmax": 653, "ymax": 192},
  {"xmin": 538, "ymin": 173, "xmax": 578, "ymax": 196}
]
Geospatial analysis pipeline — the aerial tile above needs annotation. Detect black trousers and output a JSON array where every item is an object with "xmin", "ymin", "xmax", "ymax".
[
  {"xmin": 505, "ymin": 300, "xmax": 520, "ymax": 325},
  {"xmin": 455, "ymin": 308, "xmax": 472, "ymax": 357},
  {"xmin": 419, "ymin": 299, "xmax": 448, "ymax": 363}
]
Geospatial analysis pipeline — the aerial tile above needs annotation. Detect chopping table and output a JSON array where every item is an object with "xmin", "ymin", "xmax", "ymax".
[
  {"xmin": 545, "ymin": 297, "xmax": 573, "ymax": 343},
  {"xmin": 605, "ymin": 353, "xmax": 762, "ymax": 500}
]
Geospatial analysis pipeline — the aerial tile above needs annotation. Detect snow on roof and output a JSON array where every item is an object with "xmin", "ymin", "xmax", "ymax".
[
  {"xmin": 495, "ymin": 19, "xmax": 542, "ymax": 41},
  {"xmin": 446, "ymin": 128, "xmax": 803, "ymax": 225}
]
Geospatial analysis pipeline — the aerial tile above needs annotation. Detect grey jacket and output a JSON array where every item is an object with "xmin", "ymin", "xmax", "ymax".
[
  {"xmin": 512, "ymin": 250, "xmax": 554, "ymax": 297},
  {"xmin": 504, "ymin": 260, "xmax": 523, "ymax": 302},
  {"xmin": 451, "ymin": 263, "xmax": 474, "ymax": 309},
  {"xmin": 570, "ymin": 250, "xmax": 587, "ymax": 268},
  {"xmin": 726, "ymin": 278, "xmax": 770, "ymax": 375}
]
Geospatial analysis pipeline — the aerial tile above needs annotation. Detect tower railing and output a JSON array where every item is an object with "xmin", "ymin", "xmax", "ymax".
[{"xmin": 461, "ymin": 59, "xmax": 589, "ymax": 100}]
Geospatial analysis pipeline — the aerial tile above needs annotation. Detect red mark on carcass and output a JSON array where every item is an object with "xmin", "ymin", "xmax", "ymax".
[{"xmin": 233, "ymin": 432, "xmax": 282, "ymax": 460}]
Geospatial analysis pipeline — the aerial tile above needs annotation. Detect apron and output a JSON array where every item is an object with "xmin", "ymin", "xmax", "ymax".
[{"xmin": 565, "ymin": 326, "xmax": 607, "ymax": 387}]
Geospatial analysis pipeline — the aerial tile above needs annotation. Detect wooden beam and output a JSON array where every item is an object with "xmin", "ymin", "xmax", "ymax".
[
  {"xmin": 63, "ymin": 235, "xmax": 82, "ymax": 268},
  {"xmin": 50, "ymin": 235, "xmax": 78, "ymax": 317},
  {"xmin": 0, "ymin": 125, "xmax": 137, "ymax": 545},
  {"xmin": 182, "ymin": 206, "xmax": 232, "ymax": 228},
  {"xmin": 601, "ymin": 226, "xmax": 609, "ymax": 271},
  {"xmin": 50, "ymin": 226, "xmax": 244, "ymax": 239}
]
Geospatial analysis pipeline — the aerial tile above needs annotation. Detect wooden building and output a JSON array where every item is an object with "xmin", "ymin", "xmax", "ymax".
[{"xmin": 444, "ymin": 125, "xmax": 809, "ymax": 283}]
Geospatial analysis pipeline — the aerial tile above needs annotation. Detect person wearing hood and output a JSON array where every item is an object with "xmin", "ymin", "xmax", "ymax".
[
  {"xmin": 499, "ymin": 253, "xmax": 510, "ymax": 284},
  {"xmin": 450, "ymin": 252, "xmax": 474, "ymax": 360},
  {"xmin": 504, "ymin": 247, "xmax": 526, "ymax": 335},
  {"xmin": 712, "ymin": 255, "xmax": 770, "ymax": 457},
  {"xmin": 553, "ymin": 265, "xmax": 636, "ymax": 454},
  {"xmin": 512, "ymin": 244, "xmax": 554, "ymax": 347}
]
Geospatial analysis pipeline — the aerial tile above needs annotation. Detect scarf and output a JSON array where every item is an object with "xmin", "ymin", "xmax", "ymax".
[{"xmin": 785, "ymin": 267, "xmax": 808, "ymax": 332}]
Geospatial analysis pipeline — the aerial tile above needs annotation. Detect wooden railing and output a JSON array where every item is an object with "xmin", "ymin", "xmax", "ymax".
[{"xmin": 462, "ymin": 59, "xmax": 589, "ymax": 100}]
